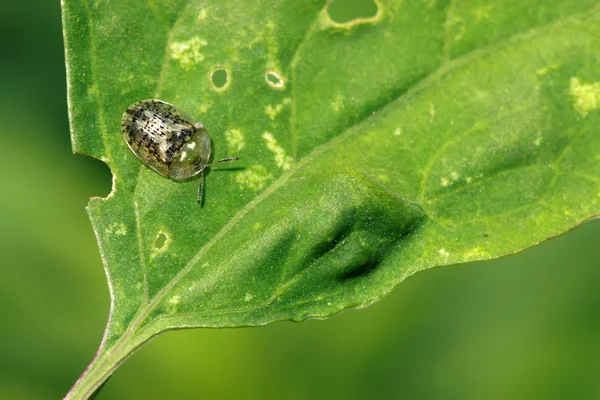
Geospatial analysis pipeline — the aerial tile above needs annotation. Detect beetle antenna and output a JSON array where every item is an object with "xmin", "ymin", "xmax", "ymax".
[
  {"xmin": 197, "ymin": 170, "xmax": 205, "ymax": 206},
  {"xmin": 207, "ymin": 157, "xmax": 239, "ymax": 167}
]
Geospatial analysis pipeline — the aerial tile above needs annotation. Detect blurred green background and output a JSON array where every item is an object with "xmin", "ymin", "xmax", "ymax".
[{"xmin": 1, "ymin": 1, "xmax": 600, "ymax": 399}]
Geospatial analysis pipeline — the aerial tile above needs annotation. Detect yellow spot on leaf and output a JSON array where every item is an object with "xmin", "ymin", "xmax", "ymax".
[
  {"xmin": 262, "ymin": 132, "xmax": 294, "ymax": 170},
  {"xmin": 115, "ymin": 225, "xmax": 127, "ymax": 235},
  {"xmin": 225, "ymin": 129, "xmax": 245, "ymax": 152},
  {"xmin": 265, "ymin": 105, "xmax": 279, "ymax": 120},
  {"xmin": 570, "ymin": 77, "xmax": 600, "ymax": 117},
  {"xmin": 87, "ymin": 84, "xmax": 100, "ymax": 97},
  {"xmin": 463, "ymin": 247, "xmax": 489, "ymax": 259},
  {"xmin": 331, "ymin": 94, "xmax": 344, "ymax": 112},
  {"xmin": 198, "ymin": 101, "xmax": 212, "ymax": 113},
  {"xmin": 170, "ymin": 36, "xmax": 207, "ymax": 70},
  {"xmin": 265, "ymin": 101, "xmax": 290, "ymax": 120},
  {"xmin": 106, "ymin": 222, "xmax": 127, "ymax": 236},
  {"xmin": 376, "ymin": 174, "xmax": 390, "ymax": 183},
  {"xmin": 236, "ymin": 165, "xmax": 273, "ymax": 192},
  {"xmin": 166, "ymin": 295, "xmax": 181, "ymax": 313}
]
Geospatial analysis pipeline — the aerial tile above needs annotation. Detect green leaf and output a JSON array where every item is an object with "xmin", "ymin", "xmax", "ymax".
[{"xmin": 62, "ymin": 0, "xmax": 600, "ymax": 397}]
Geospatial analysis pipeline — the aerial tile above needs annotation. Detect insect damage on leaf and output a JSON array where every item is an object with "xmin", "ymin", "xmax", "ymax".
[
  {"xmin": 570, "ymin": 77, "xmax": 600, "ymax": 117},
  {"xmin": 210, "ymin": 67, "xmax": 230, "ymax": 91},
  {"xmin": 169, "ymin": 36, "xmax": 208, "ymax": 70},
  {"xmin": 62, "ymin": 1, "xmax": 600, "ymax": 397}
]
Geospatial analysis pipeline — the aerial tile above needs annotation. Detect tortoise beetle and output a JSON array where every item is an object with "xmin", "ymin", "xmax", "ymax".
[{"xmin": 121, "ymin": 99, "xmax": 238, "ymax": 205}]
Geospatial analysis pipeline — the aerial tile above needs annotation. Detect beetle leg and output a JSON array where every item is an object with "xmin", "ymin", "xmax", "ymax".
[{"xmin": 197, "ymin": 169, "xmax": 205, "ymax": 206}]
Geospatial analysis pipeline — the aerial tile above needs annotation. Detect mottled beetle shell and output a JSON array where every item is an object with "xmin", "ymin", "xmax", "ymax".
[{"xmin": 121, "ymin": 99, "xmax": 212, "ymax": 180}]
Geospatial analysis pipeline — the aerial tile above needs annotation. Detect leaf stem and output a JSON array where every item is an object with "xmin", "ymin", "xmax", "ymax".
[
  {"xmin": 64, "ymin": 327, "xmax": 150, "ymax": 400},
  {"xmin": 65, "ymin": 345, "xmax": 123, "ymax": 399}
]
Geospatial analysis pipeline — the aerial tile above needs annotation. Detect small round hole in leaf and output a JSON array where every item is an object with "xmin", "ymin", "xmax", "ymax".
[
  {"xmin": 265, "ymin": 71, "xmax": 284, "ymax": 88},
  {"xmin": 328, "ymin": 0, "xmax": 378, "ymax": 24},
  {"xmin": 211, "ymin": 68, "xmax": 228, "ymax": 89},
  {"xmin": 154, "ymin": 232, "xmax": 168, "ymax": 250}
]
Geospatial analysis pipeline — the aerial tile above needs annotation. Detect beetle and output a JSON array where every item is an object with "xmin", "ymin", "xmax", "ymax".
[{"xmin": 121, "ymin": 99, "xmax": 238, "ymax": 205}]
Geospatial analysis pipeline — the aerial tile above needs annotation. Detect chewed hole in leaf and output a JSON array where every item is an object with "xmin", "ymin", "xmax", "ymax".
[
  {"xmin": 153, "ymin": 232, "xmax": 169, "ymax": 250},
  {"xmin": 327, "ymin": 0, "xmax": 379, "ymax": 24},
  {"xmin": 265, "ymin": 71, "xmax": 284, "ymax": 88},
  {"xmin": 211, "ymin": 68, "xmax": 228, "ymax": 89}
]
